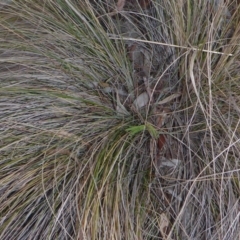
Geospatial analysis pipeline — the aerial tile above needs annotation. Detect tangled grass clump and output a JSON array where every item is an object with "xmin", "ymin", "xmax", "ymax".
[{"xmin": 0, "ymin": 0, "xmax": 240, "ymax": 239}]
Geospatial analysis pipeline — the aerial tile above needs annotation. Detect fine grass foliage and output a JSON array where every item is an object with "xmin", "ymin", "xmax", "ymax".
[{"xmin": 0, "ymin": 0, "xmax": 240, "ymax": 239}]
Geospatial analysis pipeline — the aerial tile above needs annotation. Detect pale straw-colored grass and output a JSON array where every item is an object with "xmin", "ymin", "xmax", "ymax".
[{"xmin": 0, "ymin": 1, "xmax": 239, "ymax": 239}]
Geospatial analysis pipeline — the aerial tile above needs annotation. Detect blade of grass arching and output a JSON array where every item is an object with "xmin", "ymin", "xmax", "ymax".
[
  {"xmin": 82, "ymin": 123, "xmax": 153, "ymax": 238},
  {"xmin": 4, "ymin": 1, "xmax": 125, "ymax": 86},
  {"xmin": 59, "ymin": 1, "xmax": 131, "ymax": 76},
  {"xmin": 1, "ymin": 0, "xmax": 240, "ymax": 239},
  {"xmin": 81, "ymin": 132, "xmax": 125, "ymax": 236}
]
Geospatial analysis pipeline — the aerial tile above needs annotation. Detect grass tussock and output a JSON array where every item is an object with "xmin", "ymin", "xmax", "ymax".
[{"xmin": 0, "ymin": 0, "xmax": 240, "ymax": 239}]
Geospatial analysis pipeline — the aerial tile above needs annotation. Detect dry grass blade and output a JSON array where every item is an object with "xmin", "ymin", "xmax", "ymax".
[{"xmin": 0, "ymin": 0, "xmax": 240, "ymax": 239}]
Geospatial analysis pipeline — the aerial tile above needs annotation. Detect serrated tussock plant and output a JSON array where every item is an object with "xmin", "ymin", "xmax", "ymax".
[{"xmin": 0, "ymin": 0, "xmax": 240, "ymax": 239}]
